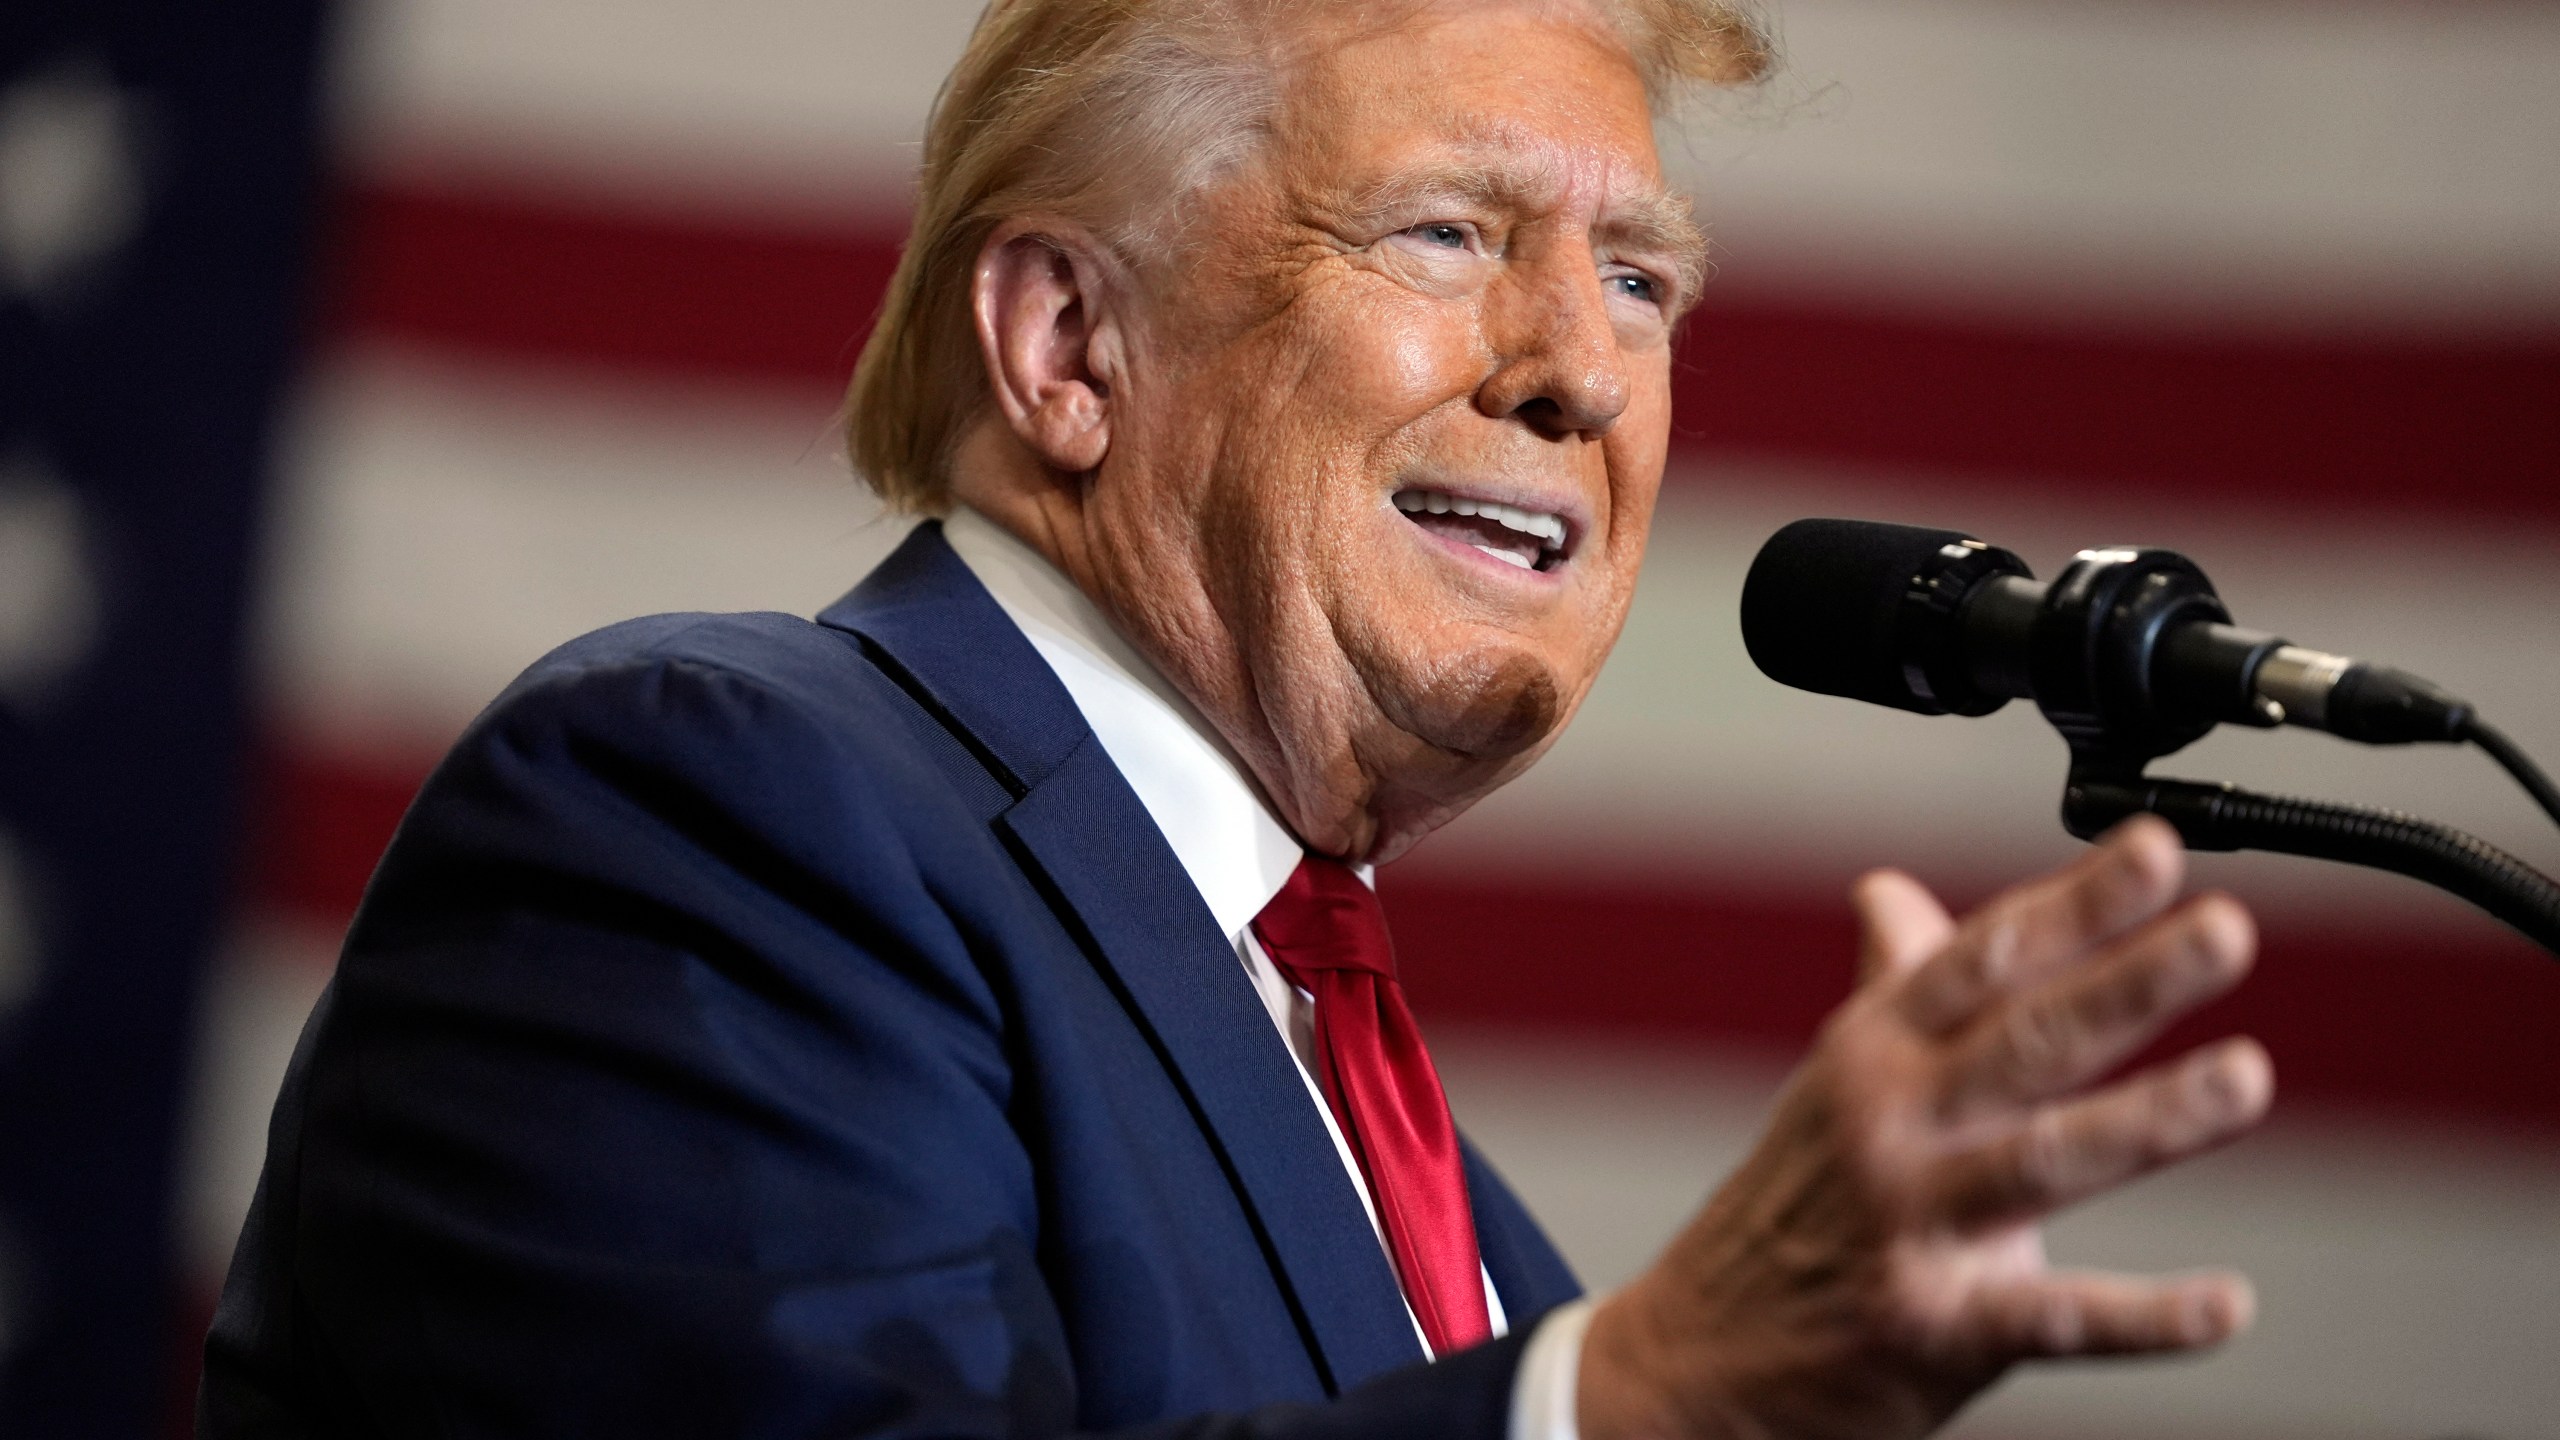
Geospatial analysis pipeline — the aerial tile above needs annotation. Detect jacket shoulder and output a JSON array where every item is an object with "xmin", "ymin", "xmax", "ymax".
[
  {"xmin": 475, "ymin": 608, "xmax": 1016, "ymax": 825},
  {"xmin": 503, "ymin": 609, "xmax": 902, "ymax": 733}
]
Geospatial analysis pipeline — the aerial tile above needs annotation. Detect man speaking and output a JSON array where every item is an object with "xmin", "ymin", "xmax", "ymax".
[{"xmin": 203, "ymin": 1, "xmax": 2275, "ymax": 1435}]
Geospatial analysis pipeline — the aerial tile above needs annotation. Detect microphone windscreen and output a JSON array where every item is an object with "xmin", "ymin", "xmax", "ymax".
[{"xmin": 1739, "ymin": 518, "xmax": 1983, "ymax": 713}]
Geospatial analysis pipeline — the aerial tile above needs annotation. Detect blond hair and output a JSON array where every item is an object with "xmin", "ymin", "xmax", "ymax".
[{"xmin": 844, "ymin": 0, "xmax": 1772, "ymax": 513}]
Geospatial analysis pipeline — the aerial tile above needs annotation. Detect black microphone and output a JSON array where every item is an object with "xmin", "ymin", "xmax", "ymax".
[
  {"xmin": 1737, "ymin": 518, "xmax": 2560, "ymax": 955},
  {"xmin": 1738, "ymin": 518, "xmax": 2473, "ymax": 756}
]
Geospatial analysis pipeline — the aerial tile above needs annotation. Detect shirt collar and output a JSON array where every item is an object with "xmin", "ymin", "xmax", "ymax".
[{"xmin": 938, "ymin": 506, "xmax": 1305, "ymax": 941}]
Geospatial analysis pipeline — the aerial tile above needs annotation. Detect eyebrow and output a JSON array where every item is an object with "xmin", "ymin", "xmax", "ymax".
[{"xmin": 1339, "ymin": 160, "xmax": 1710, "ymax": 308}]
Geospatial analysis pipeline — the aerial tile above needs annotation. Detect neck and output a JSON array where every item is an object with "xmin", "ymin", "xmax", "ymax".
[{"xmin": 942, "ymin": 423, "xmax": 1391, "ymax": 862}]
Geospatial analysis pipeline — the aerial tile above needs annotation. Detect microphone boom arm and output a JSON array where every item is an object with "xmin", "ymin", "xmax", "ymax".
[{"xmin": 2065, "ymin": 772, "xmax": 2560, "ymax": 957}]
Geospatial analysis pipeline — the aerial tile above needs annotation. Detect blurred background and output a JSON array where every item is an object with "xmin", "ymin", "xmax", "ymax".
[{"xmin": 3, "ymin": 0, "xmax": 2557, "ymax": 1436}]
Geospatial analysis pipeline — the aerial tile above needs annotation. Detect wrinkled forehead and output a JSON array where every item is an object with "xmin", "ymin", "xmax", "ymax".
[{"xmin": 1263, "ymin": 3, "xmax": 1671, "ymax": 214}]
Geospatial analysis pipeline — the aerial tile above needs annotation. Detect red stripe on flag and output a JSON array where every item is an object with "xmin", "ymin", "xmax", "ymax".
[
  {"xmin": 324, "ymin": 172, "xmax": 2560, "ymax": 524},
  {"xmin": 1671, "ymin": 304, "xmax": 2560, "ymax": 524},
  {"xmin": 1385, "ymin": 873, "xmax": 2560, "ymax": 1142},
  {"xmin": 322, "ymin": 175, "xmax": 901, "ymax": 390},
  {"xmin": 246, "ymin": 739, "xmax": 2560, "ymax": 1138}
]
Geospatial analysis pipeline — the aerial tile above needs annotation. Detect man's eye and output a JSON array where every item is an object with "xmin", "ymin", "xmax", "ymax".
[
  {"xmin": 1607, "ymin": 272, "xmax": 1663, "ymax": 305},
  {"xmin": 1410, "ymin": 223, "xmax": 1469, "ymax": 250}
]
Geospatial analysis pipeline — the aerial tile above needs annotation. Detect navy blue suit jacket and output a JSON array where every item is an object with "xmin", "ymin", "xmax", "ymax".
[{"xmin": 202, "ymin": 522, "xmax": 1583, "ymax": 1438}]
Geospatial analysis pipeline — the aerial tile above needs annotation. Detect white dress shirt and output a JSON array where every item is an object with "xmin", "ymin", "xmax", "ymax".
[{"xmin": 938, "ymin": 507, "xmax": 1591, "ymax": 1440}]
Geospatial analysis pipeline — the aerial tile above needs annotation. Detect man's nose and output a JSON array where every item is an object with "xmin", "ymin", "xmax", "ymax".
[{"xmin": 1474, "ymin": 251, "xmax": 1632, "ymax": 439}]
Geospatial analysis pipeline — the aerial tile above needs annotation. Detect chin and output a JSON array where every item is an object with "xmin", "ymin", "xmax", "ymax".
[
  {"xmin": 1321, "ymin": 627, "xmax": 1584, "ymax": 863},
  {"xmin": 1338, "ymin": 596, "xmax": 1591, "ymax": 758},
  {"xmin": 1380, "ymin": 647, "xmax": 1566, "ymax": 763}
]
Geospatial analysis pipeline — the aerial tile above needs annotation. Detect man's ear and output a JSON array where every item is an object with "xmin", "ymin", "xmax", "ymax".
[{"xmin": 972, "ymin": 220, "xmax": 1123, "ymax": 475}]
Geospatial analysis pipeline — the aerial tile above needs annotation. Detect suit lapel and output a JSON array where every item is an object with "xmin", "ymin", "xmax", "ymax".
[
  {"xmin": 1463, "ymin": 1141, "xmax": 1584, "ymax": 1329},
  {"xmin": 820, "ymin": 523, "xmax": 1424, "ymax": 1392},
  {"xmin": 1001, "ymin": 740, "xmax": 1424, "ymax": 1389},
  {"xmin": 815, "ymin": 520, "xmax": 1078, "ymax": 795}
]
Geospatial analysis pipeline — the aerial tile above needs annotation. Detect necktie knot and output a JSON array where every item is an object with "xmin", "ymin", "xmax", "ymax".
[{"xmin": 1248, "ymin": 854, "xmax": 1398, "ymax": 982}]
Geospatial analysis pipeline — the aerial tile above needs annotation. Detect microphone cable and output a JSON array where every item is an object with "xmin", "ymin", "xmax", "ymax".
[{"xmin": 2460, "ymin": 715, "xmax": 2560, "ymax": 831}]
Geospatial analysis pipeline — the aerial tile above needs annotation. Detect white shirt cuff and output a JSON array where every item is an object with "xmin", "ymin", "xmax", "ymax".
[{"xmin": 1506, "ymin": 1297, "xmax": 1594, "ymax": 1440}]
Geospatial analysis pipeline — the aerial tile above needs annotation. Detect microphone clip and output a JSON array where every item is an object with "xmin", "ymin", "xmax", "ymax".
[{"xmin": 2028, "ymin": 546, "xmax": 2253, "ymax": 779}]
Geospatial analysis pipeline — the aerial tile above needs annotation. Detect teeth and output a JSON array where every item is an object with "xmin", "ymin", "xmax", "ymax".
[
  {"xmin": 1392, "ymin": 489, "xmax": 1568, "ymax": 549},
  {"xmin": 1474, "ymin": 544, "xmax": 1535, "ymax": 570}
]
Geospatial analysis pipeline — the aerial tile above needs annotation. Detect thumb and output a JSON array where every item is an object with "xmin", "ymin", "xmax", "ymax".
[{"xmin": 1852, "ymin": 869, "xmax": 1955, "ymax": 985}]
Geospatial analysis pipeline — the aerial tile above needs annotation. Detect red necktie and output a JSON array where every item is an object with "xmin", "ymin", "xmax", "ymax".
[{"xmin": 1250, "ymin": 855, "xmax": 1493, "ymax": 1356}]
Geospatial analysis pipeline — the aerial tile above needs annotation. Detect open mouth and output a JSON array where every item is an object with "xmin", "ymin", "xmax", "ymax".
[{"xmin": 1392, "ymin": 489, "xmax": 1570, "ymax": 574}]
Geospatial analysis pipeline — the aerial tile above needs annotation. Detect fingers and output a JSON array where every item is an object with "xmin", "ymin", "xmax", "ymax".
[
  {"xmin": 1965, "ymin": 1268, "xmax": 2256, "ymax": 1358},
  {"xmin": 1853, "ymin": 869, "xmax": 1956, "ymax": 984},
  {"xmin": 1898, "ymin": 817, "xmax": 2185, "ymax": 1034},
  {"xmin": 1936, "ymin": 1037, "xmax": 2274, "ymax": 1226},
  {"xmin": 1945, "ymin": 893, "xmax": 2256, "ymax": 1112}
]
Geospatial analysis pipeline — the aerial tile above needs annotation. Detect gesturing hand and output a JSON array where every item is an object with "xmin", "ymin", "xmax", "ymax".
[{"xmin": 1578, "ymin": 817, "xmax": 2273, "ymax": 1440}]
